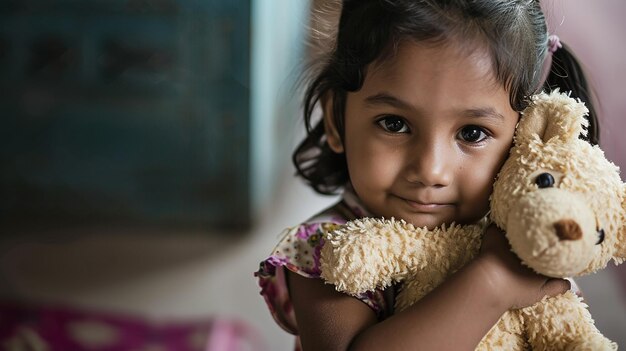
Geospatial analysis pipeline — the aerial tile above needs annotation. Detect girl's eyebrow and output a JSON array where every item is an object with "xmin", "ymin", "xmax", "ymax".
[
  {"xmin": 364, "ymin": 92, "xmax": 411, "ymax": 110},
  {"xmin": 364, "ymin": 92, "xmax": 505, "ymax": 122},
  {"xmin": 464, "ymin": 107, "xmax": 505, "ymax": 122}
]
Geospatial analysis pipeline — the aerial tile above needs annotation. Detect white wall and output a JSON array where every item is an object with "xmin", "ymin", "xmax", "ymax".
[{"xmin": 251, "ymin": 0, "xmax": 310, "ymax": 223}]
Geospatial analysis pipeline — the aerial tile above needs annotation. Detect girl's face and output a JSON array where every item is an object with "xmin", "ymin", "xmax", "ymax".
[{"xmin": 324, "ymin": 40, "xmax": 519, "ymax": 229}]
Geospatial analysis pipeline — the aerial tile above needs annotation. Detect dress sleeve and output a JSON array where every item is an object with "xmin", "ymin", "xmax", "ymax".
[{"xmin": 254, "ymin": 222, "xmax": 393, "ymax": 335}]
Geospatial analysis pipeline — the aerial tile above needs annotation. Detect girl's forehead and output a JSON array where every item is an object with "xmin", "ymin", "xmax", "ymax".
[
  {"xmin": 353, "ymin": 39, "xmax": 518, "ymax": 124},
  {"xmin": 364, "ymin": 40, "xmax": 501, "ymax": 94}
]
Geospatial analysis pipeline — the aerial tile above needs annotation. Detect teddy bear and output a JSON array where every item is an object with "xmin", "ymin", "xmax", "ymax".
[{"xmin": 320, "ymin": 90, "xmax": 626, "ymax": 350}]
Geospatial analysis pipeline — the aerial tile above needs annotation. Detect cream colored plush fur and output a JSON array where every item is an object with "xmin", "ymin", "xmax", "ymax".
[{"xmin": 320, "ymin": 91, "xmax": 626, "ymax": 350}]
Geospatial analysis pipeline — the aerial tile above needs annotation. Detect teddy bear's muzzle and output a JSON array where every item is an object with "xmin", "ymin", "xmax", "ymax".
[{"xmin": 506, "ymin": 189, "xmax": 598, "ymax": 277}]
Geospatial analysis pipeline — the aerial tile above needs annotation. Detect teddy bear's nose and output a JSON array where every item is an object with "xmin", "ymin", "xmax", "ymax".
[{"xmin": 554, "ymin": 219, "xmax": 583, "ymax": 241}]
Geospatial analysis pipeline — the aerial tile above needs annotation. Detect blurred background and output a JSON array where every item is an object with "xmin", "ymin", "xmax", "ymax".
[{"xmin": 0, "ymin": 0, "xmax": 624, "ymax": 350}]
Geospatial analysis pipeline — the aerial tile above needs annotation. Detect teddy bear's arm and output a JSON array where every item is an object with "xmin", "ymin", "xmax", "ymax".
[
  {"xmin": 320, "ymin": 218, "xmax": 433, "ymax": 295},
  {"xmin": 320, "ymin": 218, "xmax": 485, "ymax": 297},
  {"xmin": 522, "ymin": 290, "xmax": 617, "ymax": 351}
]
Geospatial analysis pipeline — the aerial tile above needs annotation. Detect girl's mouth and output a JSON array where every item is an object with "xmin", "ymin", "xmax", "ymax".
[{"xmin": 402, "ymin": 198, "xmax": 453, "ymax": 213}]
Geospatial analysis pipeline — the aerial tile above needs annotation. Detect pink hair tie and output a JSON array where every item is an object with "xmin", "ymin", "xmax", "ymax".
[{"xmin": 548, "ymin": 34, "xmax": 562, "ymax": 53}]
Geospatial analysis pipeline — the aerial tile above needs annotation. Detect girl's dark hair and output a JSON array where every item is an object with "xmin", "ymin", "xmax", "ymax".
[
  {"xmin": 294, "ymin": 0, "xmax": 599, "ymax": 195},
  {"xmin": 543, "ymin": 43, "xmax": 599, "ymax": 145}
]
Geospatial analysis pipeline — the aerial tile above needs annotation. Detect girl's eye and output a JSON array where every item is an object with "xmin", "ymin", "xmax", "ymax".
[
  {"xmin": 458, "ymin": 125, "xmax": 488, "ymax": 143},
  {"xmin": 377, "ymin": 116, "xmax": 409, "ymax": 133}
]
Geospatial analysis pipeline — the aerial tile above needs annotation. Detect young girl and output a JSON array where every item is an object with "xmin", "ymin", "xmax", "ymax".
[{"xmin": 255, "ymin": 1, "xmax": 599, "ymax": 350}]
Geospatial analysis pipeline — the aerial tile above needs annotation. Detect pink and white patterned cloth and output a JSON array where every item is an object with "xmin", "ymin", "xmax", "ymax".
[{"xmin": 0, "ymin": 301, "xmax": 263, "ymax": 351}]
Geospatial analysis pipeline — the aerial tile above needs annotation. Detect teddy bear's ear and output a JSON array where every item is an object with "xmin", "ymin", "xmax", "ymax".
[
  {"xmin": 616, "ymin": 184, "xmax": 626, "ymax": 262},
  {"xmin": 515, "ymin": 90, "xmax": 589, "ymax": 144}
]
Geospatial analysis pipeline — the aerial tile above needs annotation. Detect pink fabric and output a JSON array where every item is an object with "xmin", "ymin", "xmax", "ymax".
[
  {"xmin": 0, "ymin": 301, "xmax": 264, "ymax": 351},
  {"xmin": 205, "ymin": 318, "xmax": 264, "ymax": 351}
]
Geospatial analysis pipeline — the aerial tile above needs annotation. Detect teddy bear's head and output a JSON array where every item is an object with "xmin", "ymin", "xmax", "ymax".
[{"xmin": 490, "ymin": 91, "xmax": 626, "ymax": 277}]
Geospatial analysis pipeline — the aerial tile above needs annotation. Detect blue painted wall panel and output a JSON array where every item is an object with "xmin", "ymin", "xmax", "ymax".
[{"xmin": 0, "ymin": 0, "xmax": 251, "ymax": 229}]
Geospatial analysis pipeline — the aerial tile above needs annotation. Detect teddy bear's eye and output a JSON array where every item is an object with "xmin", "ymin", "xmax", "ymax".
[
  {"xmin": 535, "ymin": 173, "xmax": 555, "ymax": 188},
  {"xmin": 596, "ymin": 229, "xmax": 605, "ymax": 245}
]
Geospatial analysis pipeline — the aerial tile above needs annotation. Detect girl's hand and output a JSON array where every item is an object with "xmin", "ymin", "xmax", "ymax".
[{"xmin": 476, "ymin": 224, "xmax": 571, "ymax": 310}]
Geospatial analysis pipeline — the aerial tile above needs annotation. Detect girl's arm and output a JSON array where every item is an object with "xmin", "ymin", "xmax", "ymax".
[{"xmin": 288, "ymin": 225, "xmax": 571, "ymax": 351}]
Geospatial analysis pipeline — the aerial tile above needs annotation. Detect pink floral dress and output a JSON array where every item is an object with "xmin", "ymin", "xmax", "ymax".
[{"xmin": 254, "ymin": 188, "xmax": 395, "ymax": 350}]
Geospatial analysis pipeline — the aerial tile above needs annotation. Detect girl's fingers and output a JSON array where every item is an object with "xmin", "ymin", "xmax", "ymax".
[{"xmin": 541, "ymin": 278, "xmax": 571, "ymax": 298}]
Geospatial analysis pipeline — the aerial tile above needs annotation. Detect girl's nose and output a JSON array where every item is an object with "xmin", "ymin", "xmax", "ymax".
[{"xmin": 403, "ymin": 142, "xmax": 453, "ymax": 187}]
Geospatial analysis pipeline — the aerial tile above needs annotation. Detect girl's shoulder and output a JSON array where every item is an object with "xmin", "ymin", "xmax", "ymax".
[
  {"xmin": 254, "ymin": 200, "xmax": 355, "ymax": 334},
  {"xmin": 264, "ymin": 199, "xmax": 357, "ymax": 279},
  {"xmin": 254, "ymin": 198, "xmax": 393, "ymax": 335}
]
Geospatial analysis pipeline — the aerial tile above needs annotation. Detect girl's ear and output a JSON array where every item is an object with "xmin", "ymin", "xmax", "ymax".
[
  {"xmin": 515, "ymin": 90, "xmax": 589, "ymax": 144},
  {"xmin": 322, "ymin": 94, "xmax": 344, "ymax": 153}
]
